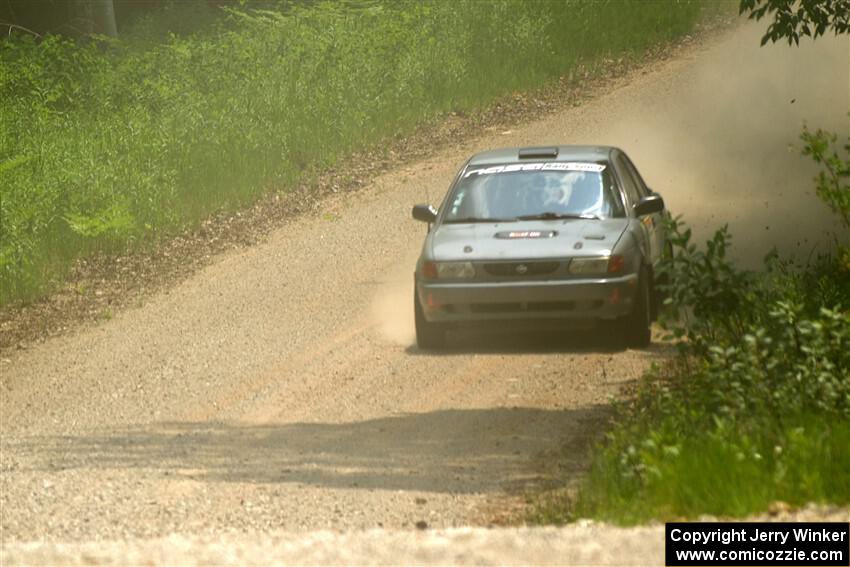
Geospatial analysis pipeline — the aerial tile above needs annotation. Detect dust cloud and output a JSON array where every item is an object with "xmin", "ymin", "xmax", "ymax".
[
  {"xmin": 371, "ymin": 258, "xmax": 417, "ymax": 346},
  {"xmin": 596, "ymin": 23, "xmax": 849, "ymax": 267}
]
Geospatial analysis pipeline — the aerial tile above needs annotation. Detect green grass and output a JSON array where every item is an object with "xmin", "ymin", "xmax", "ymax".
[
  {"xmin": 565, "ymin": 412, "xmax": 850, "ymax": 524},
  {"xmin": 530, "ymin": 360, "xmax": 850, "ymax": 525},
  {"xmin": 0, "ymin": 0, "xmax": 724, "ymax": 305}
]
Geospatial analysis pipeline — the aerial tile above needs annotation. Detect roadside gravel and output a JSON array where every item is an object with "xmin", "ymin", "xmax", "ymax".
[{"xmin": 4, "ymin": 507, "xmax": 848, "ymax": 566}]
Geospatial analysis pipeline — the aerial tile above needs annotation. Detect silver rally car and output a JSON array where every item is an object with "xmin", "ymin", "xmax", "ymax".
[{"xmin": 412, "ymin": 145, "xmax": 668, "ymax": 349}]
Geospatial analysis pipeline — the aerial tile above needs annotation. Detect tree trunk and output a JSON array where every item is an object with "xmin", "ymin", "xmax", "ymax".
[
  {"xmin": 91, "ymin": 0, "xmax": 118, "ymax": 37},
  {"xmin": 74, "ymin": 0, "xmax": 94, "ymax": 35}
]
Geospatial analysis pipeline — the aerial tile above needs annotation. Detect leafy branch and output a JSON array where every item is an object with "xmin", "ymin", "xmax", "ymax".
[
  {"xmin": 739, "ymin": 0, "xmax": 850, "ymax": 45},
  {"xmin": 801, "ymin": 126, "xmax": 850, "ymax": 231}
]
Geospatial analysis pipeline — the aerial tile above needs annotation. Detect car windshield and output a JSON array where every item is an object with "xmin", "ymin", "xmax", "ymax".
[{"xmin": 442, "ymin": 162, "xmax": 624, "ymax": 222}]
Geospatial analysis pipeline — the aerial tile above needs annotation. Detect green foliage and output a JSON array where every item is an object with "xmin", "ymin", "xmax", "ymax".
[
  {"xmin": 571, "ymin": 411, "xmax": 850, "ymax": 523},
  {"xmin": 801, "ymin": 126, "xmax": 850, "ymax": 230},
  {"xmin": 563, "ymin": 239, "xmax": 850, "ymax": 522},
  {"xmin": 739, "ymin": 0, "xmax": 850, "ymax": 45},
  {"xmin": 657, "ymin": 219, "xmax": 756, "ymax": 350},
  {"xmin": 65, "ymin": 201, "xmax": 135, "ymax": 238},
  {"xmin": 0, "ymin": 0, "xmax": 712, "ymax": 304}
]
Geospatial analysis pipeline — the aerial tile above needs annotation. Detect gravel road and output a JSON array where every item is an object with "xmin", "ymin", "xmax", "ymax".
[
  {"xmin": 1, "ymin": 22, "xmax": 847, "ymax": 566},
  {"xmin": 5, "ymin": 506, "xmax": 847, "ymax": 567}
]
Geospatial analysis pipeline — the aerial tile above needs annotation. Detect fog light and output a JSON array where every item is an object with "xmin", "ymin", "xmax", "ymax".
[{"xmin": 427, "ymin": 293, "xmax": 440, "ymax": 309}]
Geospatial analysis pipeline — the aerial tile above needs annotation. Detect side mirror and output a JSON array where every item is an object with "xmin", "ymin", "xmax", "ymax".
[
  {"xmin": 634, "ymin": 194, "xmax": 664, "ymax": 217},
  {"xmin": 412, "ymin": 204, "xmax": 438, "ymax": 223}
]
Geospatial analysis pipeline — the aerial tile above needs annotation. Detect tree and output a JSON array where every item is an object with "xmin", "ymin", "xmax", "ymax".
[
  {"xmin": 91, "ymin": 0, "xmax": 119, "ymax": 38},
  {"xmin": 739, "ymin": 0, "xmax": 850, "ymax": 45},
  {"xmin": 76, "ymin": 0, "xmax": 118, "ymax": 37},
  {"xmin": 1, "ymin": 0, "xmax": 117, "ymax": 37}
]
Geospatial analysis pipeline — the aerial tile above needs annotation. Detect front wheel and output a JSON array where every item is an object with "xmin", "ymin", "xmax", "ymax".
[
  {"xmin": 624, "ymin": 267, "xmax": 652, "ymax": 348},
  {"xmin": 652, "ymin": 241, "xmax": 674, "ymax": 321},
  {"xmin": 414, "ymin": 289, "xmax": 445, "ymax": 350}
]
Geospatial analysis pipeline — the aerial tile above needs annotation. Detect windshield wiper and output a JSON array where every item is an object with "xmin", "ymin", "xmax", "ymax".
[
  {"xmin": 443, "ymin": 216, "xmax": 517, "ymax": 224},
  {"xmin": 516, "ymin": 212, "xmax": 600, "ymax": 221}
]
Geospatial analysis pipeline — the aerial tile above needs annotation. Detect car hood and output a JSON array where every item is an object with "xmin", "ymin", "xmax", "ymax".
[{"xmin": 428, "ymin": 218, "xmax": 629, "ymax": 261}]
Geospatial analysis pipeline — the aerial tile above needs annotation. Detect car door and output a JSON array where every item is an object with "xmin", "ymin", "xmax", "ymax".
[
  {"xmin": 614, "ymin": 152, "xmax": 658, "ymax": 265},
  {"xmin": 623, "ymin": 154, "xmax": 667, "ymax": 265},
  {"xmin": 617, "ymin": 153, "xmax": 663, "ymax": 268}
]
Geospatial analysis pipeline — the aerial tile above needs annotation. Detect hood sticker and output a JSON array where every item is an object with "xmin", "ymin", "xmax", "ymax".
[{"xmin": 495, "ymin": 230, "xmax": 557, "ymax": 239}]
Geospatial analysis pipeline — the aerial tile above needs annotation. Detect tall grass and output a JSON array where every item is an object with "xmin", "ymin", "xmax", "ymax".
[
  {"xmin": 1, "ymin": 0, "xmax": 713, "ymax": 304},
  {"xmin": 533, "ymin": 411, "xmax": 850, "ymax": 525}
]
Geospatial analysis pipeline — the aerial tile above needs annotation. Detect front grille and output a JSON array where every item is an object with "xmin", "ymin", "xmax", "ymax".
[
  {"xmin": 470, "ymin": 303, "xmax": 522, "ymax": 313},
  {"xmin": 482, "ymin": 261, "xmax": 560, "ymax": 277},
  {"xmin": 469, "ymin": 301, "xmax": 576, "ymax": 314},
  {"xmin": 527, "ymin": 301, "xmax": 575, "ymax": 311}
]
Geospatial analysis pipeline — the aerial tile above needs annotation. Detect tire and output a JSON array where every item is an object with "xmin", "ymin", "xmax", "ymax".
[
  {"xmin": 414, "ymin": 289, "xmax": 445, "ymax": 350},
  {"xmin": 624, "ymin": 266, "xmax": 652, "ymax": 348},
  {"xmin": 651, "ymin": 241, "xmax": 673, "ymax": 321}
]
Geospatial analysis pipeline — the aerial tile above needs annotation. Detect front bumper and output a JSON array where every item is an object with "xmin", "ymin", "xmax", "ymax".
[{"xmin": 416, "ymin": 273, "xmax": 638, "ymax": 324}]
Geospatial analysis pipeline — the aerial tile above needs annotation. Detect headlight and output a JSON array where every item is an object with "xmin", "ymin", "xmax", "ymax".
[
  {"xmin": 568, "ymin": 255, "xmax": 625, "ymax": 275},
  {"xmin": 422, "ymin": 261, "xmax": 476, "ymax": 279}
]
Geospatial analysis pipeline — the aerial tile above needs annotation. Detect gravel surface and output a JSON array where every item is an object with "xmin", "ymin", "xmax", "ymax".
[
  {"xmin": 1, "ymin": 21, "xmax": 847, "ymax": 566},
  {"xmin": 4, "ymin": 508, "xmax": 848, "ymax": 566}
]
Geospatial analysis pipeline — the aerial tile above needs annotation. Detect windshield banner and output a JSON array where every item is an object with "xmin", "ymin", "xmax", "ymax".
[{"xmin": 464, "ymin": 162, "xmax": 606, "ymax": 178}]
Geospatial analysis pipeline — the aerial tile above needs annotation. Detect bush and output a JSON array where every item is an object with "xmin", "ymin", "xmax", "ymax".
[{"xmin": 567, "ymin": 265, "xmax": 849, "ymax": 522}]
